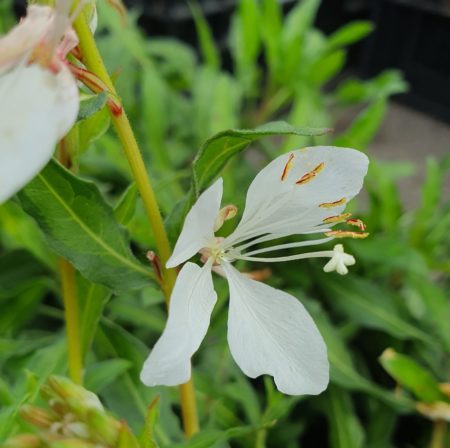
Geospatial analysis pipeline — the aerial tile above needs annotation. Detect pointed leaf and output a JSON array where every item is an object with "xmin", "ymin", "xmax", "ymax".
[{"xmin": 19, "ymin": 160, "xmax": 154, "ymax": 291}]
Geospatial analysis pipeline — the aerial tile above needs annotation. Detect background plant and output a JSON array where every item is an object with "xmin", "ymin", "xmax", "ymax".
[{"xmin": 0, "ymin": 0, "xmax": 448, "ymax": 447}]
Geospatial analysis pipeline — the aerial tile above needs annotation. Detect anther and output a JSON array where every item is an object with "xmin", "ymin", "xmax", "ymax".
[
  {"xmin": 346, "ymin": 218, "xmax": 366, "ymax": 231},
  {"xmin": 319, "ymin": 198, "xmax": 347, "ymax": 208},
  {"xmin": 281, "ymin": 153, "xmax": 295, "ymax": 181},
  {"xmin": 295, "ymin": 162, "xmax": 325, "ymax": 185},
  {"xmin": 324, "ymin": 230, "xmax": 369, "ymax": 239},
  {"xmin": 323, "ymin": 213, "xmax": 352, "ymax": 224}
]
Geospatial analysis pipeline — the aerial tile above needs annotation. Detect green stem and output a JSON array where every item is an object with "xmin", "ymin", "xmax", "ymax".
[
  {"xmin": 429, "ymin": 420, "xmax": 447, "ymax": 448},
  {"xmin": 72, "ymin": 6, "xmax": 199, "ymax": 437},
  {"xmin": 59, "ymin": 258, "xmax": 83, "ymax": 384}
]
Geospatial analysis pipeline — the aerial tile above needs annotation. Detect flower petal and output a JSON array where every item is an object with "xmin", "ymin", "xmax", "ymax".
[
  {"xmin": 0, "ymin": 64, "xmax": 78, "ymax": 204},
  {"xmin": 223, "ymin": 262, "xmax": 329, "ymax": 395},
  {"xmin": 227, "ymin": 147, "xmax": 368, "ymax": 244},
  {"xmin": 167, "ymin": 178, "xmax": 223, "ymax": 268},
  {"xmin": 0, "ymin": 5, "xmax": 53, "ymax": 73},
  {"xmin": 140, "ymin": 261, "xmax": 217, "ymax": 386}
]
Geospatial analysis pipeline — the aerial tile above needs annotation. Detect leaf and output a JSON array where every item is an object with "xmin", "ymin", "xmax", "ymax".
[
  {"xmin": 334, "ymin": 98, "xmax": 387, "ymax": 150},
  {"xmin": 189, "ymin": 2, "xmax": 220, "ymax": 70},
  {"xmin": 192, "ymin": 120, "xmax": 330, "ymax": 196},
  {"xmin": 114, "ymin": 183, "xmax": 138, "ymax": 225},
  {"xmin": 230, "ymin": 0, "xmax": 261, "ymax": 92},
  {"xmin": 77, "ymin": 92, "xmax": 108, "ymax": 121},
  {"xmin": 261, "ymin": 0, "xmax": 282, "ymax": 78},
  {"xmin": 308, "ymin": 49, "xmax": 346, "ymax": 86},
  {"xmin": 327, "ymin": 21, "xmax": 374, "ymax": 51},
  {"xmin": 84, "ymin": 359, "xmax": 132, "ymax": 393},
  {"xmin": 279, "ymin": 0, "xmax": 320, "ymax": 84},
  {"xmin": 380, "ymin": 349, "xmax": 447, "ymax": 403},
  {"xmin": 304, "ymin": 298, "xmax": 414, "ymax": 411},
  {"xmin": 19, "ymin": 159, "xmax": 154, "ymax": 291},
  {"xmin": 77, "ymin": 105, "xmax": 111, "ymax": 154},
  {"xmin": 319, "ymin": 386, "xmax": 365, "ymax": 448},
  {"xmin": 0, "ymin": 250, "xmax": 49, "ymax": 299},
  {"xmin": 321, "ymin": 276, "xmax": 435, "ymax": 345},
  {"xmin": 335, "ymin": 70, "xmax": 408, "ymax": 105}
]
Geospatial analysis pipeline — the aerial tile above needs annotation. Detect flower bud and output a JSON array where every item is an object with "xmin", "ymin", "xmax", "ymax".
[
  {"xmin": 86, "ymin": 408, "xmax": 120, "ymax": 445},
  {"xmin": 2, "ymin": 435, "xmax": 42, "ymax": 448},
  {"xmin": 20, "ymin": 405, "xmax": 56, "ymax": 429},
  {"xmin": 117, "ymin": 422, "xmax": 140, "ymax": 448}
]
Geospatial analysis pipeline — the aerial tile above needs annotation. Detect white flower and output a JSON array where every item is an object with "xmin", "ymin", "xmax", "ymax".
[
  {"xmin": 141, "ymin": 146, "xmax": 369, "ymax": 395},
  {"xmin": 0, "ymin": 0, "xmax": 79, "ymax": 204}
]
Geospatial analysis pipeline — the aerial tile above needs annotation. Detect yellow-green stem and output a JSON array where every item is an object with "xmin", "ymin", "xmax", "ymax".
[
  {"xmin": 59, "ymin": 258, "xmax": 83, "ymax": 384},
  {"xmin": 72, "ymin": 6, "xmax": 199, "ymax": 437},
  {"xmin": 430, "ymin": 420, "xmax": 447, "ymax": 448}
]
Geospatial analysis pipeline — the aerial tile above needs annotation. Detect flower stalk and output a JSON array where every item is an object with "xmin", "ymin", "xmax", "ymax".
[
  {"xmin": 72, "ymin": 4, "xmax": 199, "ymax": 437},
  {"xmin": 59, "ymin": 257, "xmax": 83, "ymax": 385}
]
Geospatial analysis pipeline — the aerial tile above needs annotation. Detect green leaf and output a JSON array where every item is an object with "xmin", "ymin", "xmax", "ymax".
[
  {"xmin": 19, "ymin": 159, "xmax": 154, "ymax": 291},
  {"xmin": 335, "ymin": 70, "xmax": 408, "ymax": 104},
  {"xmin": 304, "ymin": 298, "xmax": 414, "ymax": 411},
  {"xmin": 85, "ymin": 359, "xmax": 132, "ymax": 393},
  {"xmin": 77, "ymin": 105, "xmax": 111, "ymax": 154},
  {"xmin": 189, "ymin": 2, "xmax": 220, "ymax": 70},
  {"xmin": 261, "ymin": 0, "xmax": 282, "ymax": 78},
  {"xmin": 334, "ymin": 98, "xmax": 387, "ymax": 150},
  {"xmin": 327, "ymin": 21, "xmax": 374, "ymax": 51},
  {"xmin": 280, "ymin": 0, "xmax": 320, "ymax": 84},
  {"xmin": 320, "ymin": 386, "xmax": 365, "ymax": 448},
  {"xmin": 321, "ymin": 276, "xmax": 435, "ymax": 345},
  {"xmin": 230, "ymin": 0, "xmax": 261, "ymax": 92},
  {"xmin": 380, "ymin": 349, "xmax": 447, "ymax": 403},
  {"xmin": 192, "ymin": 120, "xmax": 330, "ymax": 196},
  {"xmin": 77, "ymin": 92, "xmax": 108, "ymax": 121},
  {"xmin": 308, "ymin": 49, "xmax": 346, "ymax": 86},
  {"xmin": 114, "ymin": 184, "xmax": 138, "ymax": 225}
]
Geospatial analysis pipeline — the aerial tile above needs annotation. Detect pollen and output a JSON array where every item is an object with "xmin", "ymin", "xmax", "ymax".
[
  {"xmin": 346, "ymin": 218, "xmax": 366, "ymax": 231},
  {"xmin": 323, "ymin": 213, "xmax": 352, "ymax": 224},
  {"xmin": 324, "ymin": 230, "xmax": 369, "ymax": 239},
  {"xmin": 295, "ymin": 162, "xmax": 325, "ymax": 185},
  {"xmin": 319, "ymin": 198, "xmax": 347, "ymax": 208},
  {"xmin": 281, "ymin": 153, "xmax": 295, "ymax": 181}
]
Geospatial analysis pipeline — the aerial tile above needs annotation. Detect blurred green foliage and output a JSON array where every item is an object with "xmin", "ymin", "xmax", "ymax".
[{"xmin": 0, "ymin": 0, "xmax": 448, "ymax": 447}]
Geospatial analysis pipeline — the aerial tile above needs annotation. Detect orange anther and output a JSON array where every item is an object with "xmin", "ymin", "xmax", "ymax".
[
  {"xmin": 295, "ymin": 162, "xmax": 325, "ymax": 185},
  {"xmin": 347, "ymin": 218, "xmax": 366, "ymax": 231},
  {"xmin": 324, "ymin": 230, "xmax": 369, "ymax": 239},
  {"xmin": 323, "ymin": 213, "xmax": 352, "ymax": 224},
  {"xmin": 319, "ymin": 198, "xmax": 347, "ymax": 208},
  {"xmin": 281, "ymin": 153, "xmax": 295, "ymax": 181}
]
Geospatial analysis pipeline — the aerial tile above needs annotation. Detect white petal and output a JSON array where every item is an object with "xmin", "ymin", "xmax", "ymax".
[
  {"xmin": 0, "ymin": 64, "xmax": 79, "ymax": 204},
  {"xmin": 0, "ymin": 5, "xmax": 53, "ymax": 73},
  {"xmin": 227, "ymin": 147, "xmax": 368, "ymax": 244},
  {"xmin": 167, "ymin": 179, "xmax": 223, "ymax": 268},
  {"xmin": 140, "ymin": 262, "xmax": 217, "ymax": 386},
  {"xmin": 223, "ymin": 262, "xmax": 329, "ymax": 395}
]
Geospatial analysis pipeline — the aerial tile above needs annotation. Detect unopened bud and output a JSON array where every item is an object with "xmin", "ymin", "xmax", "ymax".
[
  {"xmin": 20, "ymin": 405, "xmax": 55, "ymax": 429},
  {"xmin": 86, "ymin": 408, "xmax": 120, "ymax": 445},
  {"xmin": 3, "ymin": 434, "xmax": 42, "ymax": 448},
  {"xmin": 45, "ymin": 376, "xmax": 103, "ymax": 419}
]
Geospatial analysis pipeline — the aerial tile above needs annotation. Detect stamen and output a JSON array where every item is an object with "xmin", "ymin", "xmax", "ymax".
[
  {"xmin": 242, "ymin": 236, "xmax": 334, "ymax": 257},
  {"xmin": 319, "ymin": 198, "xmax": 346, "ymax": 208},
  {"xmin": 346, "ymin": 218, "xmax": 366, "ymax": 231},
  {"xmin": 323, "ymin": 213, "xmax": 352, "ymax": 224},
  {"xmin": 324, "ymin": 230, "xmax": 369, "ymax": 239},
  {"xmin": 295, "ymin": 162, "xmax": 325, "ymax": 185},
  {"xmin": 235, "ymin": 250, "xmax": 336, "ymax": 263},
  {"xmin": 214, "ymin": 204, "xmax": 238, "ymax": 232},
  {"xmin": 281, "ymin": 153, "xmax": 295, "ymax": 181}
]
